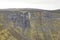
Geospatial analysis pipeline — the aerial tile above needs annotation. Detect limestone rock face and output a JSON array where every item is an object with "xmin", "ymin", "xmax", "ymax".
[{"xmin": 0, "ymin": 8, "xmax": 60, "ymax": 40}]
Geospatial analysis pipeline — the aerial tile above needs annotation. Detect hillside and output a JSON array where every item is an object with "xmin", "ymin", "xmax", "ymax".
[{"xmin": 0, "ymin": 8, "xmax": 60, "ymax": 40}]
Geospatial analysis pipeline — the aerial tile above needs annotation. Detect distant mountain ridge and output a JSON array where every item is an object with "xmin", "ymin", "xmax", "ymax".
[{"xmin": 0, "ymin": 8, "xmax": 60, "ymax": 11}]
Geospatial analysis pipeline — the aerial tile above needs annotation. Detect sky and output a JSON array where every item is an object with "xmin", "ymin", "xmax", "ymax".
[{"xmin": 0, "ymin": 0, "xmax": 60, "ymax": 10}]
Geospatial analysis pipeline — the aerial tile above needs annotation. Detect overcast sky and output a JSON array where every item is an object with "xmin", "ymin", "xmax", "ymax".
[{"xmin": 0, "ymin": 0, "xmax": 60, "ymax": 10}]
